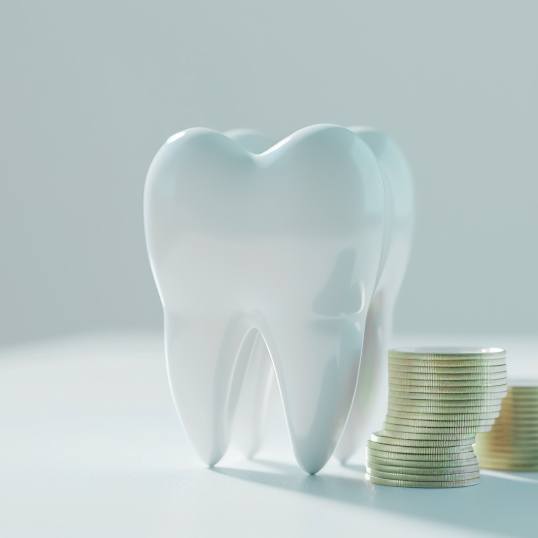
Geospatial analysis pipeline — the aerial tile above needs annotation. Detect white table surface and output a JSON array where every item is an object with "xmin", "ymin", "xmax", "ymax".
[{"xmin": 1, "ymin": 333, "xmax": 536, "ymax": 538}]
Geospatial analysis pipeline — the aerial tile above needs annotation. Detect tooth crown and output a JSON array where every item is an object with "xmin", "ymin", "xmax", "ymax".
[
  {"xmin": 144, "ymin": 125, "xmax": 386, "ymax": 473},
  {"xmin": 350, "ymin": 127, "xmax": 414, "ymax": 296}
]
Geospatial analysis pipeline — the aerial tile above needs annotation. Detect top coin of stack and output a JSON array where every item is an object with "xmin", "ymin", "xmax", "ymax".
[
  {"xmin": 475, "ymin": 381, "xmax": 538, "ymax": 471},
  {"xmin": 366, "ymin": 347, "xmax": 507, "ymax": 488}
]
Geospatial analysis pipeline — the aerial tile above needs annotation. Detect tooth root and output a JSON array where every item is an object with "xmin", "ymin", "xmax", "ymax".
[
  {"xmin": 233, "ymin": 335, "xmax": 274, "ymax": 458},
  {"xmin": 336, "ymin": 295, "xmax": 390, "ymax": 463},
  {"xmin": 164, "ymin": 312, "xmax": 251, "ymax": 467},
  {"xmin": 268, "ymin": 317, "xmax": 364, "ymax": 474}
]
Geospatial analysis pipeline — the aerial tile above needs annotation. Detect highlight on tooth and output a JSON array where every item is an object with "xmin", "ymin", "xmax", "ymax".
[{"xmin": 144, "ymin": 124, "xmax": 414, "ymax": 474}]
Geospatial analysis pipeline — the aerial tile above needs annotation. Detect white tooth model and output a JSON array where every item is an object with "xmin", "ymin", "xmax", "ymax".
[
  {"xmin": 223, "ymin": 129, "xmax": 279, "ymax": 457},
  {"xmin": 144, "ymin": 125, "xmax": 385, "ymax": 473},
  {"xmin": 335, "ymin": 127, "xmax": 414, "ymax": 462},
  {"xmin": 225, "ymin": 127, "xmax": 415, "ymax": 463}
]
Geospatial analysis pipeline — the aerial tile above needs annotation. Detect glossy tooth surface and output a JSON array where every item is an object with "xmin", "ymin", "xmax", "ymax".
[
  {"xmin": 336, "ymin": 127, "xmax": 414, "ymax": 462},
  {"xmin": 226, "ymin": 127, "xmax": 415, "ymax": 463},
  {"xmin": 230, "ymin": 331, "xmax": 273, "ymax": 457},
  {"xmin": 224, "ymin": 129, "xmax": 276, "ymax": 458},
  {"xmin": 144, "ymin": 125, "xmax": 385, "ymax": 473}
]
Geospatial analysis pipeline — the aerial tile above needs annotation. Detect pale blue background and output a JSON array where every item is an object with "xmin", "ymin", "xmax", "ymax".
[{"xmin": 1, "ymin": 0, "xmax": 537, "ymax": 344}]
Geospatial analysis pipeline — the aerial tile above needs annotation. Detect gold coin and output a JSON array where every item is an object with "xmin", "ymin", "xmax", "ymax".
[
  {"xmin": 477, "ymin": 442, "xmax": 538, "ymax": 452},
  {"xmin": 506, "ymin": 391, "xmax": 538, "ymax": 396},
  {"xmin": 388, "ymin": 381, "xmax": 506, "ymax": 398},
  {"xmin": 477, "ymin": 450, "xmax": 538, "ymax": 461},
  {"xmin": 389, "ymin": 368, "xmax": 508, "ymax": 384},
  {"xmin": 388, "ymin": 362, "xmax": 510, "ymax": 374},
  {"xmin": 477, "ymin": 441, "xmax": 538, "ymax": 451},
  {"xmin": 477, "ymin": 455, "xmax": 538, "ymax": 465},
  {"xmin": 503, "ymin": 403, "xmax": 538, "ymax": 409},
  {"xmin": 476, "ymin": 423, "xmax": 538, "ymax": 432},
  {"xmin": 492, "ymin": 417, "xmax": 538, "ymax": 426},
  {"xmin": 478, "ymin": 458, "xmax": 538, "ymax": 468},
  {"xmin": 389, "ymin": 359, "xmax": 506, "ymax": 368},
  {"xmin": 500, "ymin": 393, "xmax": 538, "ymax": 399},
  {"xmin": 480, "ymin": 440, "xmax": 538, "ymax": 448},
  {"xmin": 367, "ymin": 453, "xmax": 478, "ymax": 468},
  {"xmin": 478, "ymin": 449, "xmax": 538, "ymax": 456},
  {"xmin": 365, "ymin": 467, "xmax": 480, "ymax": 482},
  {"xmin": 490, "ymin": 426, "xmax": 538, "ymax": 434},
  {"xmin": 366, "ymin": 474, "xmax": 479, "ymax": 488},
  {"xmin": 388, "ymin": 378, "xmax": 507, "ymax": 388},
  {"xmin": 389, "ymin": 364, "xmax": 508, "ymax": 375},
  {"xmin": 499, "ymin": 400, "xmax": 538, "ymax": 409},
  {"xmin": 366, "ymin": 461, "xmax": 480, "ymax": 475},
  {"xmin": 389, "ymin": 346, "xmax": 505, "ymax": 359},
  {"xmin": 504, "ymin": 387, "xmax": 538, "ymax": 394},
  {"xmin": 478, "ymin": 456, "xmax": 538, "ymax": 464},
  {"xmin": 476, "ymin": 422, "xmax": 538, "ymax": 432},
  {"xmin": 366, "ymin": 462, "xmax": 480, "ymax": 474},
  {"xmin": 388, "ymin": 384, "xmax": 507, "ymax": 395},
  {"xmin": 384, "ymin": 415, "xmax": 496, "ymax": 428},
  {"xmin": 476, "ymin": 445, "xmax": 538, "ymax": 452},
  {"xmin": 388, "ymin": 401, "xmax": 502, "ymax": 414},
  {"xmin": 389, "ymin": 361, "xmax": 507, "ymax": 371},
  {"xmin": 480, "ymin": 460, "xmax": 538, "ymax": 473},
  {"xmin": 390, "ymin": 370, "xmax": 507, "ymax": 381},
  {"xmin": 367, "ymin": 439, "xmax": 474, "ymax": 454},
  {"xmin": 380, "ymin": 428, "xmax": 475, "ymax": 441},
  {"xmin": 478, "ymin": 431, "xmax": 538, "ymax": 441},
  {"xmin": 476, "ymin": 431, "xmax": 537, "ymax": 441},
  {"xmin": 494, "ymin": 405, "xmax": 538, "ymax": 415},
  {"xmin": 488, "ymin": 420, "xmax": 538, "ymax": 431},
  {"xmin": 370, "ymin": 432, "xmax": 473, "ymax": 448},
  {"xmin": 499, "ymin": 396, "xmax": 538, "ymax": 404},
  {"xmin": 367, "ymin": 448, "xmax": 477, "ymax": 463},
  {"xmin": 476, "ymin": 444, "xmax": 538, "ymax": 454},
  {"xmin": 389, "ymin": 350, "xmax": 505, "ymax": 360},
  {"xmin": 493, "ymin": 409, "xmax": 538, "ymax": 418},
  {"xmin": 509, "ymin": 385, "xmax": 538, "ymax": 392},
  {"xmin": 383, "ymin": 422, "xmax": 491, "ymax": 434},
  {"xmin": 389, "ymin": 391, "xmax": 505, "ymax": 402},
  {"xmin": 386, "ymin": 409, "xmax": 500, "ymax": 422},
  {"xmin": 475, "ymin": 437, "xmax": 538, "ymax": 449},
  {"xmin": 388, "ymin": 407, "xmax": 501, "ymax": 417},
  {"xmin": 497, "ymin": 411, "xmax": 538, "ymax": 418}
]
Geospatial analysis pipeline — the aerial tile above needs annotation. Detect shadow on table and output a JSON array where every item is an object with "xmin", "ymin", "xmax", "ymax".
[{"xmin": 213, "ymin": 459, "xmax": 538, "ymax": 538}]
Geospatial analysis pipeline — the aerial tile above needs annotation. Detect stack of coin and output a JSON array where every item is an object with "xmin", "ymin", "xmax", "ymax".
[
  {"xmin": 366, "ymin": 347, "xmax": 507, "ymax": 488},
  {"xmin": 475, "ymin": 382, "xmax": 538, "ymax": 471}
]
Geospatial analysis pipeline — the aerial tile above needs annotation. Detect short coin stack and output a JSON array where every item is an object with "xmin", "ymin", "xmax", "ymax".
[
  {"xmin": 475, "ymin": 382, "xmax": 538, "ymax": 471},
  {"xmin": 366, "ymin": 347, "xmax": 507, "ymax": 487}
]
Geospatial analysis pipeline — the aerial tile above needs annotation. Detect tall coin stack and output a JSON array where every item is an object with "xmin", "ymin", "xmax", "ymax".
[
  {"xmin": 475, "ymin": 382, "xmax": 538, "ymax": 471},
  {"xmin": 366, "ymin": 347, "xmax": 507, "ymax": 488}
]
